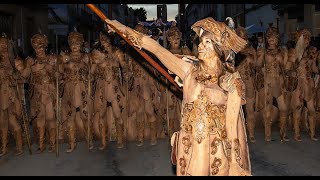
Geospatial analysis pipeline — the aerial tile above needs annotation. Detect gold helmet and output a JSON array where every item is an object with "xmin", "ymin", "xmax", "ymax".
[
  {"xmin": 68, "ymin": 28, "xmax": 84, "ymax": 46},
  {"xmin": 134, "ymin": 24, "xmax": 148, "ymax": 35},
  {"xmin": 166, "ymin": 26, "xmax": 182, "ymax": 42},
  {"xmin": 265, "ymin": 27, "xmax": 280, "ymax": 47},
  {"xmin": 191, "ymin": 17, "xmax": 246, "ymax": 54},
  {"xmin": 31, "ymin": 33, "xmax": 48, "ymax": 49},
  {"xmin": 235, "ymin": 26, "xmax": 248, "ymax": 41},
  {"xmin": 295, "ymin": 28, "xmax": 311, "ymax": 43},
  {"xmin": 0, "ymin": 32, "xmax": 8, "ymax": 47},
  {"xmin": 266, "ymin": 27, "xmax": 279, "ymax": 39},
  {"xmin": 99, "ymin": 31, "xmax": 112, "ymax": 44}
]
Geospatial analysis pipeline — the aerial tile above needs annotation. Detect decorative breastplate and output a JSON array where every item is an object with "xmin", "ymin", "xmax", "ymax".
[
  {"xmin": 32, "ymin": 68, "xmax": 52, "ymax": 84},
  {"xmin": 265, "ymin": 49, "xmax": 280, "ymax": 74},
  {"xmin": 65, "ymin": 62, "xmax": 88, "ymax": 82},
  {"xmin": 96, "ymin": 65, "xmax": 106, "ymax": 80},
  {"xmin": 112, "ymin": 66, "xmax": 120, "ymax": 81},
  {"xmin": 181, "ymin": 93, "xmax": 226, "ymax": 144},
  {"xmin": 193, "ymin": 65, "xmax": 219, "ymax": 86},
  {"xmin": 0, "ymin": 63, "xmax": 12, "ymax": 82},
  {"xmin": 238, "ymin": 63, "xmax": 251, "ymax": 81}
]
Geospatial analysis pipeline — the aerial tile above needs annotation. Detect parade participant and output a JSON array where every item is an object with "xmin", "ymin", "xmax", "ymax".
[
  {"xmin": 0, "ymin": 33, "xmax": 24, "ymax": 156},
  {"xmin": 90, "ymin": 31, "xmax": 125, "ymax": 149},
  {"xmin": 126, "ymin": 24, "xmax": 158, "ymax": 146},
  {"xmin": 166, "ymin": 25, "xmax": 192, "ymax": 134},
  {"xmin": 315, "ymin": 47, "xmax": 320, "ymax": 124},
  {"xmin": 104, "ymin": 17, "xmax": 251, "ymax": 176},
  {"xmin": 287, "ymin": 29, "xmax": 319, "ymax": 141},
  {"xmin": 256, "ymin": 27, "xmax": 289, "ymax": 142},
  {"xmin": 15, "ymin": 32, "xmax": 58, "ymax": 153},
  {"xmin": 167, "ymin": 26, "xmax": 192, "ymax": 56},
  {"xmin": 235, "ymin": 27, "xmax": 257, "ymax": 142},
  {"xmin": 59, "ymin": 30, "xmax": 93, "ymax": 152}
]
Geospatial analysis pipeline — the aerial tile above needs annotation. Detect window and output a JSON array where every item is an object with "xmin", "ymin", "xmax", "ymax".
[
  {"xmin": 0, "ymin": 13, "xmax": 12, "ymax": 38},
  {"xmin": 316, "ymin": 3, "xmax": 320, "ymax": 11}
]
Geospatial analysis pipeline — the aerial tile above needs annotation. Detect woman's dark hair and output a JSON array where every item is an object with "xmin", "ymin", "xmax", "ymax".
[
  {"xmin": 213, "ymin": 41, "xmax": 235, "ymax": 73},
  {"xmin": 199, "ymin": 31, "xmax": 236, "ymax": 74}
]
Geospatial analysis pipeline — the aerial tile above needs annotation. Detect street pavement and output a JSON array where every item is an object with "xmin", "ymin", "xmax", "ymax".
[{"xmin": 0, "ymin": 129, "xmax": 320, "ymax": 176}]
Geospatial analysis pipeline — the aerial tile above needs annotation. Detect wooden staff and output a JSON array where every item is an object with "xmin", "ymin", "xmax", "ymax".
[
  {"xmin": 125, "ymin": 52, "xmax": 129, "ymax": 148},
  {"xmin": 166, "ymin": 79, "xmax": 170, "ymax": 139},
  {"xmin": 15, "ymin": 78, "xmax": 32, "ymax": 155},
  {"xmin": 87, "ymin": 56, "xmax": 92, "ymax": 152},
  {"xmin": 55, "ymin": 33, "xmax": 60, "ymax": 157},
  {"xmin": 9, "ymin": 38, "xmax": 32, "ymax": 155},
  {"xmin": 55, "ymin": 58, "xmax": 60, "ymax": 157},
  {"xmin": 86, "ymin": 4, "xmax": 182, "ymax": 92}
]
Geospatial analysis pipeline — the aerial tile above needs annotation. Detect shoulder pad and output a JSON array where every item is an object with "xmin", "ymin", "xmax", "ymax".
[
  {"xmin": 90, "ymin": 49, "xmax": 105, "ymax": 64},
  {"xmin": 25, "ymin": 56, "xmax": 35, "ymax": 66},
  {"xmin": 59, "ymin": 52, "xmax": 70, "ymax": 63},
  {"xmin": 219, "ymin": 72, "xmax": 246, "ymax": 105},
  {"xmin": 82, "ymin": 53, "xmax": 89, "ymax": 64},
  {"xmin": 48, "ymin": 54, "xmax": 58, "ymax": 64}
]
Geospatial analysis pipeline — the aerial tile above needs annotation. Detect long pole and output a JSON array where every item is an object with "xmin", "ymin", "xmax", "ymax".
[
  {"xmin": 86, "ymin": 4, "xmax": 182, "ymax": 92},
  {"xmin": 166, "ymin": 80, "xmax": 170, "ymax": 139},
  {"xmin": 125, "ymin": 52, "xmax": 129, "ymax": 148},
  {"xmin": 55, "ymin": 33, "xmax": 60, "ymax": 157},
  {"xmin": 163, "ymin": 25, "xmax": 167, "ymax": 49},
  {"xmin": 15, "ymin": 79, "xmax": 32, "ymax": 155},
  {"xmin": 87, "ymin": 56, "xmax": 92, "ymax": 151},
  {"xmin": 55, "ymin": 33, "xmax": 58, "ymax": 54},
  {"xmin": 55, "ymin": 60, "xmax": 60, "ymax": 157}
]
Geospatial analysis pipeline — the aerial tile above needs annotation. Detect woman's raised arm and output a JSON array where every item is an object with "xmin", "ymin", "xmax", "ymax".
[{"xmin": 105, "ymin": 19, "xmax": 193, "ymax": 80}]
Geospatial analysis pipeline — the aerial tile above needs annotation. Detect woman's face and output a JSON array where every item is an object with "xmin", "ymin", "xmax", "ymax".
[
  {"xmin": 267, "ymin": 34, "xmax": 278, "ymax": 47},
  {"xmin": 32, "ymin": 37, "xmax": 47, "ymax": 55},
  {"xmin": 198, "ymin": 35, "xmax": 215, "ymax": 62},
  {"xmin": 101, "ymin": 40, "xmax": 111, "ymax": 50},
  {"xmin": 69, "ymin": 39, "xmax": 82, "ymax": 53},
  {"xmin": 169, "ymin": 33, "xmax": 181, "ymax": 49}
]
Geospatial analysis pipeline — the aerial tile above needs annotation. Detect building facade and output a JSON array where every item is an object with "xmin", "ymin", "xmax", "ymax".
[
  {"xmin": 275, "ymin": 4, "xmax": 320, "ymax": 42},
  {"xmin": 0, "ymin": 4, "xmax": 48, "ymax": 55},
  {"xmin": 245, "ymin": 4, "xmax": 280, "ymax": 40},
  {"xmin": 48, "ymin": 4, "xmax": 135, "ymax": 52},
  {"xmin": 157, "ymin": 4, "xmax": 167, "ymax": 22},
  {"xmin": 184, "ymin": 4, "xmax": 216, "ymax": 35}
]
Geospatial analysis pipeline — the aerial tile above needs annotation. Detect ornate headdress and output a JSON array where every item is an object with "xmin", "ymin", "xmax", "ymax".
[
  {"xmin": 235, "ymin": 26, "xmax": 248, "ymax": 41},
  {"xmin": 134, "ymin": 24, "xmax": 148, "ymax": 35},
  {"xmin": 265, "ymin": 27, "xmax": 280, "ymax": 47},
  {"xmin": 0, "ymin": 32, "xmax": 8, "ymax": 45},
  {"xmin": 99, "ymin": 31, "xmax": 112, "ymax": 44},
  {"xmin": 266, "ymin": 27, "xmax": 279, "ymax": 40},
  {"xmin": 295, "ymin": 28, "xmax": 311, "ymax": 61},
  {"xmin": 171, "ymin": 21, "xmax": 177, "ymax": 27},
  {"xmin": 166, "ymin": 26, "xmax": 182, "ymax": 40},
  {"xmin": 191, "ymin": 17, "xmax": 247, "ymax": 54},
  {"xmin": 31, "ymin": 28, "xmax": 48, "ymax": 49},
  {"xmin": 68, "ymin": 27, "xmax": 84, "ymax": 45},
  {"xmin": 295, "ymin": 28, "xmax": 311, "ymax": 43}
]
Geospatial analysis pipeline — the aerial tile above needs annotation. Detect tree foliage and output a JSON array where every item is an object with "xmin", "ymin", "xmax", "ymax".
[{"xmin": 133, "ymin": 7, "xmax": 147, "ymax": 22}]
